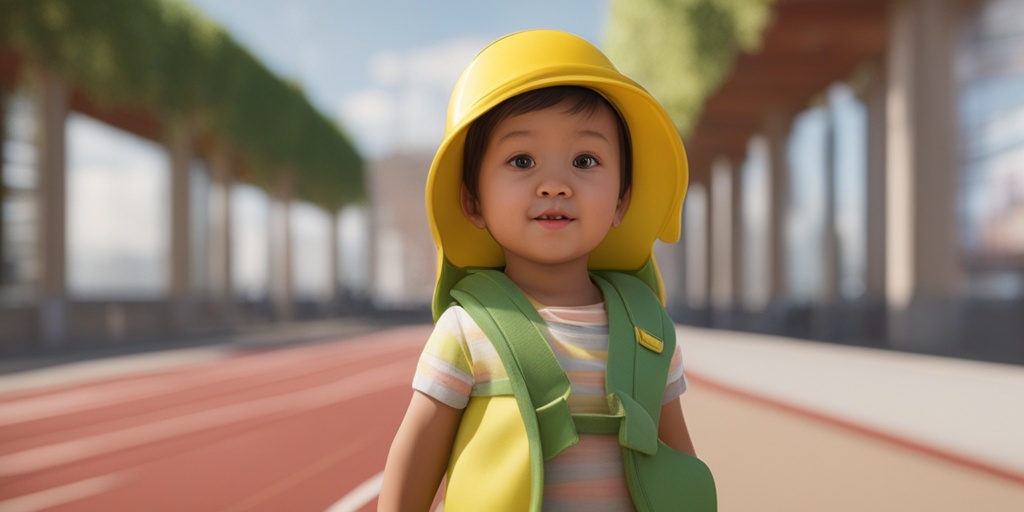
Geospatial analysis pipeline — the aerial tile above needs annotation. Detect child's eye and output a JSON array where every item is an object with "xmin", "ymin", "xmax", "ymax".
[
  {"xmin": 573, "ymin": 154, "xmax": 599, "ymax": 169},
  {"xmin": 509, "ymin": 155, "xmax": 534, "ymax": 169}
]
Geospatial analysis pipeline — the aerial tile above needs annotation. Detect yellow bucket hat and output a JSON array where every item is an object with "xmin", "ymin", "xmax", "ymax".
[{"xmin": 427, "ymin": 29, "xmax": 688, "ymax": 318}]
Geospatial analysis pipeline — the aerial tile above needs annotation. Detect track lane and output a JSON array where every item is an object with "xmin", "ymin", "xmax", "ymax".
[{"xmin": 0, "ymin": 325, "xmax": 431, "ymax": 512}]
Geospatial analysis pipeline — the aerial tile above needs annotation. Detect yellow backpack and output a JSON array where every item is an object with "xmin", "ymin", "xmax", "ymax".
[{"xmin": 445, "ymin": 269, "xmax": 717, "ymax": 511}]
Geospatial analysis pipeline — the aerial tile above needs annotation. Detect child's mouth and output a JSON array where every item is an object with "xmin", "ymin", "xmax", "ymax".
[{"xmin": 534, "ymin": 212, "xmax": 574, "ymax": 229}]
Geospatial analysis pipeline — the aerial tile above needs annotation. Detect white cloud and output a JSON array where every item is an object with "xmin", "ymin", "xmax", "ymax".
[
  {"xmin": 340, "ymin": 88, "xmax": 398, "ymax": 157},
  {"xmin": 338, "ymin": 36, "xmax": 487, "ymax": 158},
  {"xmin": 371, "ymin": 51, "xmax": 405, "ymax": 87}
]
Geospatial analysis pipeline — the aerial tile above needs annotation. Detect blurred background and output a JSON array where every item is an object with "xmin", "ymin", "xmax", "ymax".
[
  {"xmin": 2, "ymin": 0, "xmax": 1022, "ymax": 365},
  {"xmin": 0, "ymin": 0, "xmax": 1019, "ymax": 362},
  {"xmin": 1, "ymin": 1, "xmax": 1023, "ymax": 511}
]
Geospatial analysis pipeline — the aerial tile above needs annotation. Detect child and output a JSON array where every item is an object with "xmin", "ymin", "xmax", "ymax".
[{"xmin": 380, "ymin": 29, "xmax": 699, "ymax": 511}]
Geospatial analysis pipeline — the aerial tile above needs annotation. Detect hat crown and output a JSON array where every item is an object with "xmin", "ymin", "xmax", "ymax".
[{"xmin": 446, "ymin": 30, "xmax": 620, "ymax": 134}]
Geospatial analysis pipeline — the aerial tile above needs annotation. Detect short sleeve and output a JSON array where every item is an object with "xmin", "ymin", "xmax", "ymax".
[
  {"xmin": 662, "ymin": 342, "xmax": 688, "ymax": 404},
  {"xmin": 412, "ymin": 306, "xmax": 475, "ymax": 409}
]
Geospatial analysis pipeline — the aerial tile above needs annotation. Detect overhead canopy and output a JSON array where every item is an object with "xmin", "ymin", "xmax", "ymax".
[{"xmin": 685, "ymin": 0, "xmax": 888, "ymax": 182}]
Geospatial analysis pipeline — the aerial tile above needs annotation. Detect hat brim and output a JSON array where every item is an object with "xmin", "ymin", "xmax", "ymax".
[{"xmin": 426, "ymin": 68, "xmax": 687, "ymax": 272}]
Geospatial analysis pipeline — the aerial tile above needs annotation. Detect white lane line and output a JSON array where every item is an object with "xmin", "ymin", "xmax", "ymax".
[
  {"xmin": 0, "ymin": 379, "xmax": 194, "ymax": 427},
  {"xmin": 325, "ymin": 471, "xmax": 384, "ymax": 512},
  {"xmin": 0, "ymin": 358, "xmax": 415, "ymax": 478},
  {"xmin": 0, "ymin": 349, "xmax": 230, "ymax": 395},
  {"xmin": 221, "ymin": 434, "xmax": 371, "ymax": 512},
  {"xmin": 0, "ymin": 472, "xmax": 125, "ymax": 512},
  {"xmin": 0, "ymin": 336, "xmax": 420, "ymax": 427}
]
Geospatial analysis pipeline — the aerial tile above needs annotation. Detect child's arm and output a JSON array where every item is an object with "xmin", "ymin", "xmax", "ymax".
[
  {"xmin": 379, "ymin": 390, "xmax": 463, "ymax": 511},
  {"xmin": 658, "ymin": 397, "xmax": 697, "ymax": 457}
]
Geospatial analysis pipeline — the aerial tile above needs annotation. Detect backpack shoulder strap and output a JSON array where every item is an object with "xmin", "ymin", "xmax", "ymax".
[
  {"xmin": 450, "ymin": 269, "xmax": 579, "ymax": 511},
  {"xmin": 592, "ymin": 271, "xmax": 676, "ymax": 455}
]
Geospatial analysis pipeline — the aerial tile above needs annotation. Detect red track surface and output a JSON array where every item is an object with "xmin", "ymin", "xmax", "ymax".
[{"xmin": 0, "ymin": 325, "xmax": 431, "ymax": 512}]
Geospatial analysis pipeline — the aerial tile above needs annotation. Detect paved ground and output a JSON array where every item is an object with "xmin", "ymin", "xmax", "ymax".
[
  {"xmin": 1, "ymin": 321, "xmax": 1022, "ymax": 511},
  {"xmin": 677, "ymin": 326, "xmax": 1024, "ymax": 511}
]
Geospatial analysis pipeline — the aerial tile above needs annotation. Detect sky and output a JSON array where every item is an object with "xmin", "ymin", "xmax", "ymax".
[{"xmin": 187, "ymin": 0, "xmax": 612, "ymax": 158}]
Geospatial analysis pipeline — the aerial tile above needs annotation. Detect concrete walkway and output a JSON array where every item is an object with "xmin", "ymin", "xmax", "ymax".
[{"xmin": 677, "ymin": 325, "xmax": 1024, "ymax": 511}]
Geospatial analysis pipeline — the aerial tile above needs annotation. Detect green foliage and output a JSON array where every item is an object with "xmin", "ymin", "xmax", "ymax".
[
  {"xmin": 0, "ymin": 0, "xmax": 364, "ymax": 209},
  {"xmin": 604, "ymin": 0, "xmax": 775, "ymax": 137}
]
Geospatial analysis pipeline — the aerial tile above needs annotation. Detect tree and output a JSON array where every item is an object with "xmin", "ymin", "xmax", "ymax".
[{"xmin": 604, "ymin": 0, "xmax": 775, "ymax": 137}]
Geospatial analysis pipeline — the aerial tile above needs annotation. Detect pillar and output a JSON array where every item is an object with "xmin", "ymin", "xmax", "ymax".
[
  {"xmin": 710, "ymin": 157, "xmax": 736, "ymax": 327},
  {"xmin": 0, "ymin": 88, "xmax": 6, "ymax": 286},
  {"xmin": 813, "ymin": 104, "xmax": 841, "ymax": 341},
  {"xmin": 886, "ymin": 0, "xmax": 962, "ymax": 349},
  {"xmin": 764, "ymin": 111, "xmax": 792, "ymax": 333},
  {"xmin": 863, "ymin": 60, "xmax": 889, "ymax": 342},
  {"xmin": 33, "ymin": 67, "xmax": 69, "ymax": 346},
  {"xmin": 326, "ymin": 208, "xmax": 341, "ymax": 313},
  {"xmin": 821, "ymin": 108, "xmax": 840, "ymax": 306},
  {"xmin": 208, "ymin": 144, "xmax": 235, "ymax": 324},
  {"xmin": 731, "ymin": 159, "xmax": 745, "ymax": 325},
  {"xmin": 167, "ymin": 120, "xmax": 193, "ymax": 329},
  {"xmin": 269, "ymin": 171, "xmax": 294, "ymax": 321},
  {"xmin": 683, "ymin": 180, "xmax": 709, "ymax": 314}
]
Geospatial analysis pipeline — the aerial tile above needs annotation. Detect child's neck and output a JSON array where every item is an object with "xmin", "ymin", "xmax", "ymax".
[{"xmin": 502, "ymin": 257, "xmax": 602, "ymax": 307}]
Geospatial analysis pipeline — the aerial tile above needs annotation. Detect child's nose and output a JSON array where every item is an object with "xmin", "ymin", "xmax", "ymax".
[{"xmin": 537, "ymin": 169, "xmax": 572, "ymax": 198}]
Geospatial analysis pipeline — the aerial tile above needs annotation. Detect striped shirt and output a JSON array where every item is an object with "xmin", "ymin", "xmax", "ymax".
[{"xmin": 413, "ymin": 301, "xmax": 687, "ymax": 511}]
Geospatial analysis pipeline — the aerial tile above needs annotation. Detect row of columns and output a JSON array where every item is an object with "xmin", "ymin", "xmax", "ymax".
[
  {"xmin": 28, "ymin": 65, "xmax": 340, "ymax": 346},
  {"xmin": 678, "ymin": 0, "xmax": 964, "ymax": 349}
]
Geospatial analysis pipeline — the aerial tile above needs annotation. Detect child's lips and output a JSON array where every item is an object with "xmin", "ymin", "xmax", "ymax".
[{"xmin": 533, "ymin": 209, "xmax": 575, "ymax": 229}]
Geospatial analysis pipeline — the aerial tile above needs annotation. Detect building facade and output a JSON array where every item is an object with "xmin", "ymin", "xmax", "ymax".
[{"xmin": 673, "ymin": 0, "xmax": 1024, "ymax": 364}]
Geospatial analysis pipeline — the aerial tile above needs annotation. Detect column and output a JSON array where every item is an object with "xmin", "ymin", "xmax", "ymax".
[
  {"xmin": 326, "ymin": 208, "xmax": 341, "ymax": 314},
  {"xmin": 0, "ymin": 89, "xmax": 6, "ymax": 286},
  {"xmin": 683, "ymin": 180, "xmax": 709, "ymax": 315},
  {"xmin": 821, "ymin": 109, "xmax": 840, "ymax": 306},
  {"xmin": 167, "ymin": 120, "xmax": 193, "ymax": 330},
  {"xmin": 208, "ymin": 144, "xmax": 234, "ymax": 324},
  {"xmin": 863, "ymin": 60, "xmax": 888, "ymax": 342},
  {"xmin": 886, "ymin": 0, "xmax": 962, "ymax": 349},
  {"xmin": 730, "ymin": 158, "xmax": 745, "ymax": 327},
  {"xmin": 815, "ymin": 105, "xmax": 841, "ymax": 341},
  {"xmin": 33, "ymin": 67, "xmax": 69, "ymax": 346},
  {"xmin": 710, "ymin": 157, "xmax": 736, "ymax": 327},
  {"xmin": 269, "ymin": 171, "xmax": 294, "ymax": 321},
  {"xmin": 764, "ymin": 110, "xmax": 792, "ymax": 333}
]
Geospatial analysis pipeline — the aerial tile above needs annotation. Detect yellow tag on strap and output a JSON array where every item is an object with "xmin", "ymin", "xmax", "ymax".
[{"xmin": 635, "ymin": 327, "xmax": 664, "ymax": 354}]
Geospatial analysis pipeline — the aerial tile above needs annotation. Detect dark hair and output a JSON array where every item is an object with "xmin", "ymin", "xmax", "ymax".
[{"xmin": 462, "ymin": 86, "xmax": 632, "ymax": 199}]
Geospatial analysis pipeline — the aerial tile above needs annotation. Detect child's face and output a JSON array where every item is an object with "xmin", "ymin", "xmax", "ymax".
[{"xmin": 461, "ymin": 101, "xmax": 630, "ymax": 269}]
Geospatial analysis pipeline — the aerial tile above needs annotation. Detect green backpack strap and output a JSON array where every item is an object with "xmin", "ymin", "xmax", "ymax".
[
  {"xmin": 450, "ymin": 269, "xmax": 579, "ymax": 512},
  {"xmin": 593, "ymin": 271, "xmax": 675, "ymax": 435},
  {"xmin": 595, "ymin": 271, "xmax": 718, "ymax": 512}
]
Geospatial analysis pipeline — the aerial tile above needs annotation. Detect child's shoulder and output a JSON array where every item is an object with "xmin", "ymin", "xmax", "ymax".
[
  {"xmin": 431, "ymin": 304, "xmax": 490, "ymax": 347},
  {"xmin": 434, "ymin": 303, "xmax": 471, "ymax": 333}
]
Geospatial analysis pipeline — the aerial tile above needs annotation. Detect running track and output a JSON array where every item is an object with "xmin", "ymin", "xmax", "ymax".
[
  {"xmin": 0, "ymin": 325, "xmax": 429, "ymax": 512},
  {"xmin": 1, "ymin": 323, "xmax": 1023, "ymax": 511}
]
